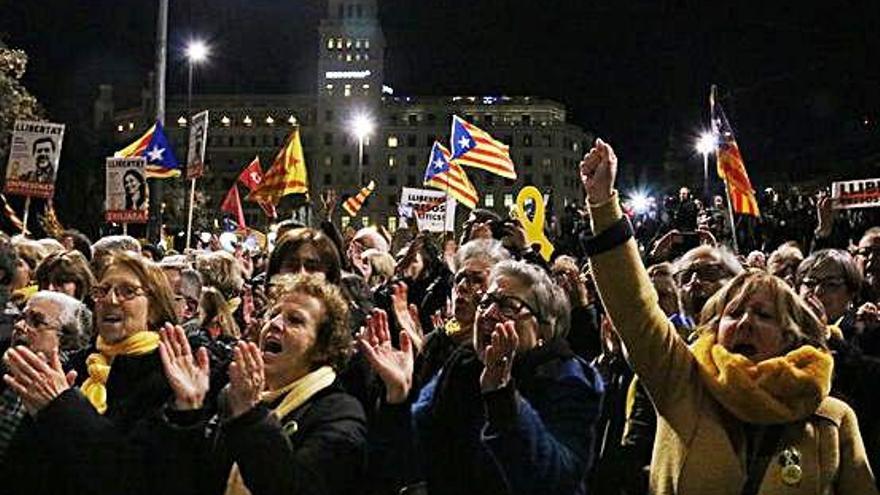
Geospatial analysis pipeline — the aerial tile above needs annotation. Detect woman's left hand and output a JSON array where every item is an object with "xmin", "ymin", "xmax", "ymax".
[
  {"xmin": 480, "ymin": 321, "xmax": 518, "ymax": 393},
  {"xmin": 3, "ymin": 347, "xmax": 77, "ymax": 415}
]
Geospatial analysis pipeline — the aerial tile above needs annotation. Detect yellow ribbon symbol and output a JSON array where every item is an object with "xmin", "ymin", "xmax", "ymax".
[{"xmin": 514, "ymin": 186, "xmax": 554, "ymax": 261}]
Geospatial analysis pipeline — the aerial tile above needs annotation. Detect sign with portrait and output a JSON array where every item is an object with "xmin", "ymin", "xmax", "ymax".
[
  {"xmin": 106, "ymin": 157, "xmax": 149, "ymax": 223},
  {"xmin": 3, "ymin": 120, "xmax": 66, "ymax": 198},
  {"xmin": 186, "ymin": 110, "xmax": 209, "ymax": 180},
  {"xmin": 832, "ymin": 178, "xmax": 880, "ymax": 209},
  {"xmin": 399, "ymin": 187, "xmax": 456, "ymax": 232}
]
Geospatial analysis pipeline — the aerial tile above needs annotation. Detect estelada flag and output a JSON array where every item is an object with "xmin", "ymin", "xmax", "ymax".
[
  {"xmin": 450, "ymin": 115, "xmax": 516, "ymax": 179},
  {"xmin": 342, "ymin": 181, "xmax": 376, "ymax": 216},
  {"xmin": 248, "ymin": 128, "xmax": 309, "ymax": 204},
  {"xmin": 710, "ymin": 88, "xmax": 760, "ymax": 217},
  {"xmin": 424, "ymin": 141, "xmax": 478, "ymax": 209},
  {"xmin": 115, "ymin": 120, "xmax": 181, "ymax": 179},
  {"xmin": 237, "ymin": 156, "xmax": 277, "ymax": 218},
  {"xmin": 221, "ymin": 184, "xmax": 246, "ymax": 229}
]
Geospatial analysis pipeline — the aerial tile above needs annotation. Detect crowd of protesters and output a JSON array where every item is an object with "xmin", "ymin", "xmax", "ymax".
[{"xmin": 0, "ymin": 139, "xmax": 878, "ymax": 495}]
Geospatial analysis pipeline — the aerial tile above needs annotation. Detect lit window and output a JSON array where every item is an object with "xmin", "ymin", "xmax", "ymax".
[
  {"xmin": 221, "ymin": 115, "xmax": 231, "ymax": 126},
  {"xmin": 128, "ymin": 122, "xmax": 134, "ymax": 130},
  {"xmin": 265, "ymin": 115, "xmax": 274, "ymax": 125},
  {"xmin": 355, "ymin": 39, "xmax": 361, "ymax": 49},
  {"xmin": 346, "ymin": 53, "xmax": 352, "ymax": 62},
  {"xmin": 362, "ymin": 83, "xmax": 370, "ymax": 90},
  {"xmin": 177, "ymin": 116, "xmax": 187, "ymax": 127},
  {"xmin": 542, "ymin": 157, "xmax": 552, "ymax": 167},
  {"xmin": 364, "ymin": 39, "xmax": 370, "ymax": 49},
  {"xmin": 355, "ymin": 53, "xmax": 361, "ymax": 61},
  {"xmin": 503, "ymin": 194, "xmax": 514, "ymax": 208},
  {"xmin": 346, "ymin": 38, "xmax": 353, "ymax": 49},
  {"xmin": 324, "ymin": 155, "xmax": 333, "ymax": 166},
  {"xmin": 326, "ymin": 38, "xmax": 334, "ymax": 50},
  {"xmin": 243, "ymin": 115, "xmax": 253, "ymax": 126},
  {"xmin": 363, "ymin": 53, "xmax": 370, "ymax": 61},
  {"xmin": 388, "ymin": 155, "xmax": 396, "ymax": 167},
  {"xmin": 361, "ymin": 216, "xmax": 370, "ymax": 228},
  {"xmin": 388, "ymin": 136, "xmax": 399, "ymax": 148},
  {"xmin": 326, "ymin": 83, "xmax": 334, "ymax": 91},
  {"xmin": 344, "ymin": 84, "xmax": 352, "ymax": 97},
  {"xmin": 341, "ymin": 216, "xmax": 350, "ymax": 228},
  {"xmin": 485, "ymin": 194, "xmax": 495, "ymax": 207},
  {"xmin": 288, "ymin": 115, "xmax": 297, "ymax": 125},
  {"xmin": 117, "ymin": 124, "xmax": 124, "ymax": 132},
  {"xmin": 336, "ymin": 38, "xmax": 343, "ymax": 49}
]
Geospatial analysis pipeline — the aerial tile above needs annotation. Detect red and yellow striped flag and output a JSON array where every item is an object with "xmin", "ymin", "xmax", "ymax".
[
  {"xmin": 0, "ymin": 194, "xmax": 25, "ymax": 233},
  {"xmin": 248, "ymin": 128, "xmax": 309, "ymax": 204},
  {"xmin": 711, "ymin": 91, "xmax": 760, "ymax": 217},
  {"xmin": 342, "ymin": 181, "xmax": 376, "ymax": 216}
]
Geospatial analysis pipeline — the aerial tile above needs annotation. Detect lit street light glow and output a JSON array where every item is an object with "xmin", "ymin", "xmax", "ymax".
[
  {"xmin": 185, "ymin": 40, "xmax": 210, "ymax": 63},
  {"xmin": 695, "ymin": 132, "xmax": 716, "ymax": 155},
  {"xmin": 629, "ymin": 191, "xmax": 650, "ymax": 214},
  {"xmin": 350, "ymin": 113, "xmax": 375, "ymax": 140}
]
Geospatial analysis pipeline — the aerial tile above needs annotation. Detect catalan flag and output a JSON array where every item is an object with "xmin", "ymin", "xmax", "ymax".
[
  {"xmin": 711, "ymin": 89, "xmax": 760, "ymax": 217},
  {"xmin": 450, "ymin": 115, "xmax": 516, "ymax": 179},
  {"xmin": 342, "ymin": 180, "xmax": 376, "ymax": 216},
  {"xmin": 424, "ymin": 142, "xmax": 478, "ymax": 209},
  {"xmin": 115, "ymin": 120, "xmax": 181, "ymax": 179},
  {"xmin": 248, "ymin": 127, "xmax": 309, "ymax": 204}
]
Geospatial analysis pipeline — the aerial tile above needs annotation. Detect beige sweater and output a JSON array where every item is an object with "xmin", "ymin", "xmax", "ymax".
[{"xmin": 588, "ymin": 192, "xmax": 877, "ymax": 495}]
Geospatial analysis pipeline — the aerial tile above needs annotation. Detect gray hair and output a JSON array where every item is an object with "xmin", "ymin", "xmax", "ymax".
[
  {"xmin": 29, "ymin": 290, "xmax": 91, "ymax": 351},
  {"xmin": 672, "ymin": 245, "xmax": 743, "ymax": 279},
  {"xmin": 797, "ymin": 249, "xmax": 862, "ymax": 295},
  {"xmin": 92, "ymin": 235, "xmax": 141, "ymax": 258},
  {"xmin": 454, "ymin": 239, "xmax": 510, "ymax": 272},
  {"xmin": 179, "ymin": 268, "xmax": 203, "ymax": 301},
  {"xmin": 490, "ymin": 259, "xmax": 571, "ymax": 340},
  {"xmin": 159, "ymin": 254, "xmax": 191, "ymax": 270}
]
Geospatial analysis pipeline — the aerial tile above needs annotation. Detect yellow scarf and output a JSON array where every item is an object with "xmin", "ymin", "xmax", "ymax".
[
  {"xmin": 224, "ymin": 366, "xmax": 337, "ymax": 495},
  {"xmin": 80, "ymin": 331, "xmax": 160, "ymax": 414},
  {"xmin": 692, "ymin": 333, "xmax": 833, "ymax": 424}
]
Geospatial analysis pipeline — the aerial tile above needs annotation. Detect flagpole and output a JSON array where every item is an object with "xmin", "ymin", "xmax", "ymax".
[
  {"xmin": 21, "ymin": 197, "xmax": 30, "ymax": 236},
  {"xmin": 711, "ymin": 84, "xmax": 740, "ymax": 254},
  {"xmin": 185, "ymin": 179, "xmax": 196, "ymax": 248},
  {"xmin": 148, "ymin": 0, "xmax": 168, "ymax": 243}
]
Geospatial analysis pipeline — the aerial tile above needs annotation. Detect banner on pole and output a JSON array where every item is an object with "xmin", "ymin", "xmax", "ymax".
[
  {"xmin": 106, "ymin": 157, "xmax": 149, "ymax": 223},
  {"xmin": 186, "ymin": 110, "xmax": 209, "ymax": 180},
  {"xmin": 399, "ymin": 187, "xmax": 456, "ymax": 232},
  {"xmin": 832, "ymin": 178, "xmax": 880, "ymax": 209},
  {"xmin": 3, "ymin": 120, "xmax": 65, "ymax": 198}
]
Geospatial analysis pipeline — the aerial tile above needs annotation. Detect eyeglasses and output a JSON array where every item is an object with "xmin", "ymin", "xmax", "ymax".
[
  {"xmin": 800, "ymin": 277, "xmax": 847, "ymax": 292},
  {"xmin": 674, "ymin": 264, "xmax": 729, "ymax": 284},
  {"xmin": 476, "ymin": 292, "xmax": 539, "ymax": 321},
  {"xmin": 90, "ymin": 283, "xmax": 148, "ymax": 301},
  {"xmin": 16, "ymin": 310, "xmax": 60, "ymax": 332},
  {"xmin": 454, "ymin": 271, "xmax": 488, "ymax": 291}
]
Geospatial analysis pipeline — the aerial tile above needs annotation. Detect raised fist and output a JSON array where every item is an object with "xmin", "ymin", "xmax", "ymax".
[{"xmin": 578, "ymin": 138, "xmax": 618, "ymax": 204}]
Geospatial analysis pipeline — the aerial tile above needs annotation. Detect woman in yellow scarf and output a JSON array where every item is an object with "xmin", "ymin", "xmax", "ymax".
[
  {"xmin": 156, "ymin": 273, "xmax": 366, "ymax": 495},
  {"xmin": 2, "ymin": 251, "xmax": 180, "ymax": 495},
  {"xmin": 579, "ymin": 138, "xmax": 877, "ymax": 494}
]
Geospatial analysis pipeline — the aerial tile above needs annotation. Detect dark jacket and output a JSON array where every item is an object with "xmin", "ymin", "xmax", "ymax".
[
  {"xmin": 157, "ymin": 379, "xmax": 367, "ymax": 495},
  {"xmin": 375, "ymin": 341, "xmax": 604, "ymax": 495},
  {"xmin": 3, "ymin": 349, "xmax": 172, "ymax": 495}
]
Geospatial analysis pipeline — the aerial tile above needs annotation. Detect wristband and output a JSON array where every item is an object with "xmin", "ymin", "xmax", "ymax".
[{"xmin": 582, "ymin": 216, "xmax": 634, "ymax": 256}]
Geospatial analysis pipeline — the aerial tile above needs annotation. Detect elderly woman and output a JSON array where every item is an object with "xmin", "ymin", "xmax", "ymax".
[
  {"xmin": 796, "ymin": 249, "xmax": 863, "ymax": 340},
  {"xmin": 155, "ymin": 273, "xmax": 366, "ymax": 495},
  {"xmin": 580, "ymin": 138, "xmax": 876, "ymax": 494},
  {"xmin": 362, "ymin": 258, "xmax": 604, "ymax": 494},
  {"xmin": 767, "ymin": 242, "xmax": 804, "ymax": 288},
  {"xmin": 2, "ymin": 251, "xmax": 179, "ymax": 495},
  {"xmin": 34, "ymin": 250, "xmax": 96, "ymax": 301}
]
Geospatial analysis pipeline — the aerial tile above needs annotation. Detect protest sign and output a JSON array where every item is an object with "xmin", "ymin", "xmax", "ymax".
[
  {"xmin": 832, "ymin": 178, "xmax": 880, "ymax": 209},
  {"xmin": 186, "ymin": 110, "xmax": 209, "ymax": 180},
  {"xmin": 106, "ymin": 157, "xmax": 149, "ymax": 223},
  {"xmin": 3, "ymin": 120, "xmax": 65, "ymax": 198},
  {"xmin": 399, "ymin": 187, "xmax": 456, "ymax": 232}
]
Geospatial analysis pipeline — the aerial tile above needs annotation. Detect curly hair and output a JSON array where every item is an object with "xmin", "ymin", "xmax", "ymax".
[{"xmin": 270, "ymin": 273, "xmax": 353, "ymax": 372}]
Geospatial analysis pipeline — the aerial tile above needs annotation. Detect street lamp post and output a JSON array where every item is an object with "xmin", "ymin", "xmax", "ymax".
[
  {"xmin": 696, "ymin": 132, "xmax": 716, "ymax": 202},
  {"xmin": 350, "ymin": 114, "xmax": 375, "ymax": 185},
  {"xmin": 184, "ymin": 40, "xmax": 209, "ymax": 249}
]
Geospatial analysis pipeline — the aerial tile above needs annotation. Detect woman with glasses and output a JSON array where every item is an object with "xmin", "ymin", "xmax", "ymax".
[
  {"xmin": 580, "ymin": 138, "xmax": 876, "ymax": 494},
  {"xmin": 361, "ymin": 258, "xmax": 604, "ymax": 495},
  {"xmin": 2, "ymin": 251, "xmax": 181, "ymax": 495}
]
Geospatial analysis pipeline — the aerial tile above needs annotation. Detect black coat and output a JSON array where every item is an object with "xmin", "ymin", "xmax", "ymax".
[
  {"xmin": 2, "ymin": 349, "xmax": 173, "ymax": 495},
  {"xmin": 156, "ymin": 379, "xmax": 367, "ymax": 495}
]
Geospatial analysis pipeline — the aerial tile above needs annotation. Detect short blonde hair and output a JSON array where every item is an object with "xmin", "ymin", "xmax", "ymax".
[
  {"xmin": 195, "ymin": 251, "xmax": 244, "ymax": 299},
  {"xmin": 697, "ymin": 269, "xmax": 827, "ymax": 352}
]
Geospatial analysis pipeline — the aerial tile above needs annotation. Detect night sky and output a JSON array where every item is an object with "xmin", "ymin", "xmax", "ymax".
[{"xmin": 2, "ymin": 0, "xmax": 878, "ymax": 185}]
